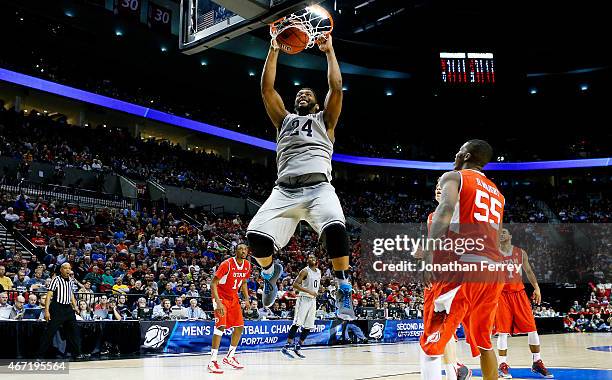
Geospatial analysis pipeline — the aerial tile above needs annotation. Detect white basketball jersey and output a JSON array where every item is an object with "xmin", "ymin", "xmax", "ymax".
[
  {"xmin": 276, "ymin": 111, "xmax": 333, "ymax": 184},
  {"xmin": 299, "ymin": 267, "xmax": 321, "ymax": 298}
]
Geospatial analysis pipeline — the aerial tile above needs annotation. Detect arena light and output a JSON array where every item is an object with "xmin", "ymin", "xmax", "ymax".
[
  {"xmin": 580, "ymin": 84, "xmax": 589, "ymax": 91},
  {"xmin": 1, "ymin": 67, "xmax": 610, "ymax": 171},
  {"xmin": 530, "ymin": 88, "xmax": 537, "ymax": 95}
]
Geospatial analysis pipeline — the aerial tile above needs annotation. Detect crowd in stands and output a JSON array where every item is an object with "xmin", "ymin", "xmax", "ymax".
[
  {"xmin": 0, "ymin": 97, "xmax": 609, "ymax": 303},
  {"xmin": 0, "ymin": 103, "xmax": 273, "ymax": 199},
  {"xmin": 563, "ymin": 283, "xmax": 612, "ymax": 332},
  {"xmin": 2, "ymin": 102, "xmax": 609, "ymax": 225},
  {"xmin": 0, "ymin": 187, "xmax": 427, "ymax": 324}
]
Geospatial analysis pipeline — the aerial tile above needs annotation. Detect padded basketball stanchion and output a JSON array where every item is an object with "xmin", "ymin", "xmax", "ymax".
[{"xmin": 269, "ymin": 5, "xmax": 334, "ymax": 53}]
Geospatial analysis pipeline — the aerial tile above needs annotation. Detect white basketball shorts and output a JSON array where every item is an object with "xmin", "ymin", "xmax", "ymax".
[
  {"xmin": 247, "ymin": 181, "xmax": 345, "ymax": 250},
  {"xmin": 293, "ymin": 296, "xmax": 317, "ymax": 330}
]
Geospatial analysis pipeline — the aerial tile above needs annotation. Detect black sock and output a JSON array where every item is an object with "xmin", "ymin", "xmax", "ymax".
[
  {"xmin": 262, "ymin": 262, "xmax": 273, "ymax": 270},
  {"xmin": 299, "ymin": 328, "xmax": 309, "ymax": 343},
  {"xmin": 287, "ymin": 324, "xmax": 299, "ymax": 341},
  {"xmin": 334, "ymin": 270, "xmax": 349, "ymax": 280}
]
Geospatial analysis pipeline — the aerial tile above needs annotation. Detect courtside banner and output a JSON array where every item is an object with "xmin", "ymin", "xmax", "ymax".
[
  {"xmin": 140, "ymin": 320, "xmax": 332, "ymax": 353},
  {"xmin": 366, "ymin": 319, "xmax": 465, "ymax": 343},
  {"xmin": 383, "ymin": 319, "xmax": 424, "ymax": 342}
]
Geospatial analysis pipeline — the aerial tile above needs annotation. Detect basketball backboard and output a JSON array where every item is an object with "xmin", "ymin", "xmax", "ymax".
[{"xmin": 179, "ymin": 0, "xmax": 324, "ymax": 55}]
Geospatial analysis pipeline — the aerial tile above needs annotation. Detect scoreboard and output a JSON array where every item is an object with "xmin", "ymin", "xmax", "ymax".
[
  {"xmin": 107, "ymin": 0, "xmax": 175, "ymax": 35},
  {"xmin": 440, "ymin": 52, "xmax": 495, "ymax": 86}
]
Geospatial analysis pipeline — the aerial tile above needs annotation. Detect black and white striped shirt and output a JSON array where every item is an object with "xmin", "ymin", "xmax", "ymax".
[{"xmin": 49, "ymin": 275, "xmax": 74, "ymax": 305}]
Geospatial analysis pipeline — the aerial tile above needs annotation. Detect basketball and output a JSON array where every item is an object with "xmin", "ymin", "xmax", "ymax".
[{"xmin": 275, "ymin": 26, "xmax": 309, "ymax": 54}]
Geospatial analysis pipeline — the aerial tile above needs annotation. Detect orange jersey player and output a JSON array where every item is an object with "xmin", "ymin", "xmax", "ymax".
[
  {"xmin": 207, "ymin": 244, "xmax": 252, "ymax": 374},
  {"xmin": 421, "ymin": 181, "xmax": 472, "ymax": 380},
  {"xmin": 495, "ymin": 228, "xmax": 553, "ymax": 379},
  {"xmin": 420, "ymin": 139, "xmax": 505, "ymax": 380}
]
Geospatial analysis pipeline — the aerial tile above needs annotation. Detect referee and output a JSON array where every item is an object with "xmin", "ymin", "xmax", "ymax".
[{"xmin": 36, "ymin": 262, "xmax": 85, "ymax": 359}]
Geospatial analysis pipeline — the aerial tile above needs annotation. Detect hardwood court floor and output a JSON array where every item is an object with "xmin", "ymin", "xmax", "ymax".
[{"xmin": 17, "ymin": 333, "xmax": 612, "ymax": 380}]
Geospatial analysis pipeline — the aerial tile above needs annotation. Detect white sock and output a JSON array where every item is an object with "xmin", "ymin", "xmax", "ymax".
[
  {"xmin": 532, "ymin": 352, "xmax": 541, "ymax": 362},
  {"xmin": 499, "ymin": 355, "xmax": 507, "ymax": 364},
  {"xmin": 227, "ymin": 345, "xmax": 237, "ymax": 358},
  {"xmin": 420, "ymin": 348, "xmax": 442, "ymax": 380},
  {"xmin": 262, "ymin": 265, "xmax": 274, "ymax": 276},
  {"xmin": 444, "ymin": 364, "xmax": 457, "ymax": 380},
  {"xmin": 210, "ymin": 348, "xmax": 218, "ymax": 362}
]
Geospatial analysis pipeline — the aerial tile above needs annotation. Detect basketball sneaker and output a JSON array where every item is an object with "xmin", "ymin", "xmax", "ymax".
[
  {"xmin": 531, "ymin": 360, "xmax": 554, "ymax": 378},
  {"xmin": 281, "ymin": 344, "xmax": 295, "ymax": 359},
  {"xmin": 498, "ymin": 362, "xmax": 512, "ymax": 379},
  {"xmin": 223, "ymin": 356, "xmax": 244, "ymax": 369},
  {"xmin": 335, "ymin": 282, "xmax": 356, "ymax": 320},
  {"xmin": 456, "ymin": 363, "xmax": 472, "ymax": 380},
  {"xmin": 207, "ymin": 360, "xmax": 223, "ymax": 374},
  {"xmin": 261, "ymin": 262, "xmax": 283, "ymax": 307},
  {"xmin": 292, "ymin": 343, "xmax": 306, "ymax": 359}
]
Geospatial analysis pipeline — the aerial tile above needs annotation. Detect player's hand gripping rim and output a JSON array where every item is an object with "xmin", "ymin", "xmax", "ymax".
[{"xmin": 317, "ymin": 34, "xmax": 333, "ymax": 52}]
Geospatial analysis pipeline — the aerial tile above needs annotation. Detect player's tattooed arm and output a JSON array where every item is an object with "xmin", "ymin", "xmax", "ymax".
[
  {"xmin": 522, "ymin": 250, "xmax": 541, "ymax": 304},
  {"xmin": 261, "ymin": 39, "xmax": 289, "ymax": 129},
  {"xmin": 320, "ymin": 35, "xmax": 342, "ymax": 136}
]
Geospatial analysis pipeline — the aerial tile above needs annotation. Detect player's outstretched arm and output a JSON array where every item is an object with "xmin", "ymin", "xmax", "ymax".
[
  {"xmin": 319, "ymin": 35, "xmax": 343, "ymax": 135},
  {"xmin": 261, "ymin": 40, "xmax": 289, "ymax": 129},
  {"xmin": 522, "ymin": 250, "xmax": 541, "ymax": 304}
]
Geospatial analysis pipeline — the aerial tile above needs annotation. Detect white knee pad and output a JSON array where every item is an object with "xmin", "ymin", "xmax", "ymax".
[
  {"xmin": 497, "ymin": 333, "xmax": 509, "ymax": 350},
  {"xmin": 213, "ymin": 328, "xmax": 224, "ymax": 336},
  {"xmin": 527, "ymin": 331, "xmax": 540, "ymax": 346}
]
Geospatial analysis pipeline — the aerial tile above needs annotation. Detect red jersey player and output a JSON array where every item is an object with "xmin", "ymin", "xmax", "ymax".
[
  {"xmin": 420, "ymin": 139, "xmax": 505, "ymax": 380},
  {"xmin": 208, "ymin": 243, "xmax": 252, "ymax": 374},
  {"xmin": 495, "ymin": 228, "xmax": 553, "ymax": 378},
  {"xmin": 419, "ymin": 181, "xmax": 472, "ymax": 380}
]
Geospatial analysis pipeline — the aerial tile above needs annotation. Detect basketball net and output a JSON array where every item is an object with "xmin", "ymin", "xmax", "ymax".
[{"xmin": 270, "ymin": 5, "xmax": 334, "ymax": 49}]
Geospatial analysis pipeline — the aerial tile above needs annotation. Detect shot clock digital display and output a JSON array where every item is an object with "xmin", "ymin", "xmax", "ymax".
[{"xmin": 440, "ymin": 52, "xmax": 495, "ymax": 86}]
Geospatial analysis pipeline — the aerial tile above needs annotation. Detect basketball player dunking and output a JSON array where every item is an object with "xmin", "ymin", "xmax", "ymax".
[
  {"xmin": 281, "ymin": 254, "xmax": 321, "ymax": 359},
  {"xmin": 495, "ymin": 228, "xmax": 553, "ymax": 378},
  {"xmin": 419, "ymin": 180, "xmax": 472, "ymax": 380},
  {"xmin": 420, "ymin": 140, "xmax": 505, "ymax": 380},
  {"xmin": 246, "ymin": 34, "xmax": 355, "ymax": 320},
  {"xmin": 207, "ymin": 244, "xmax": 252, "ymax": 374}
]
